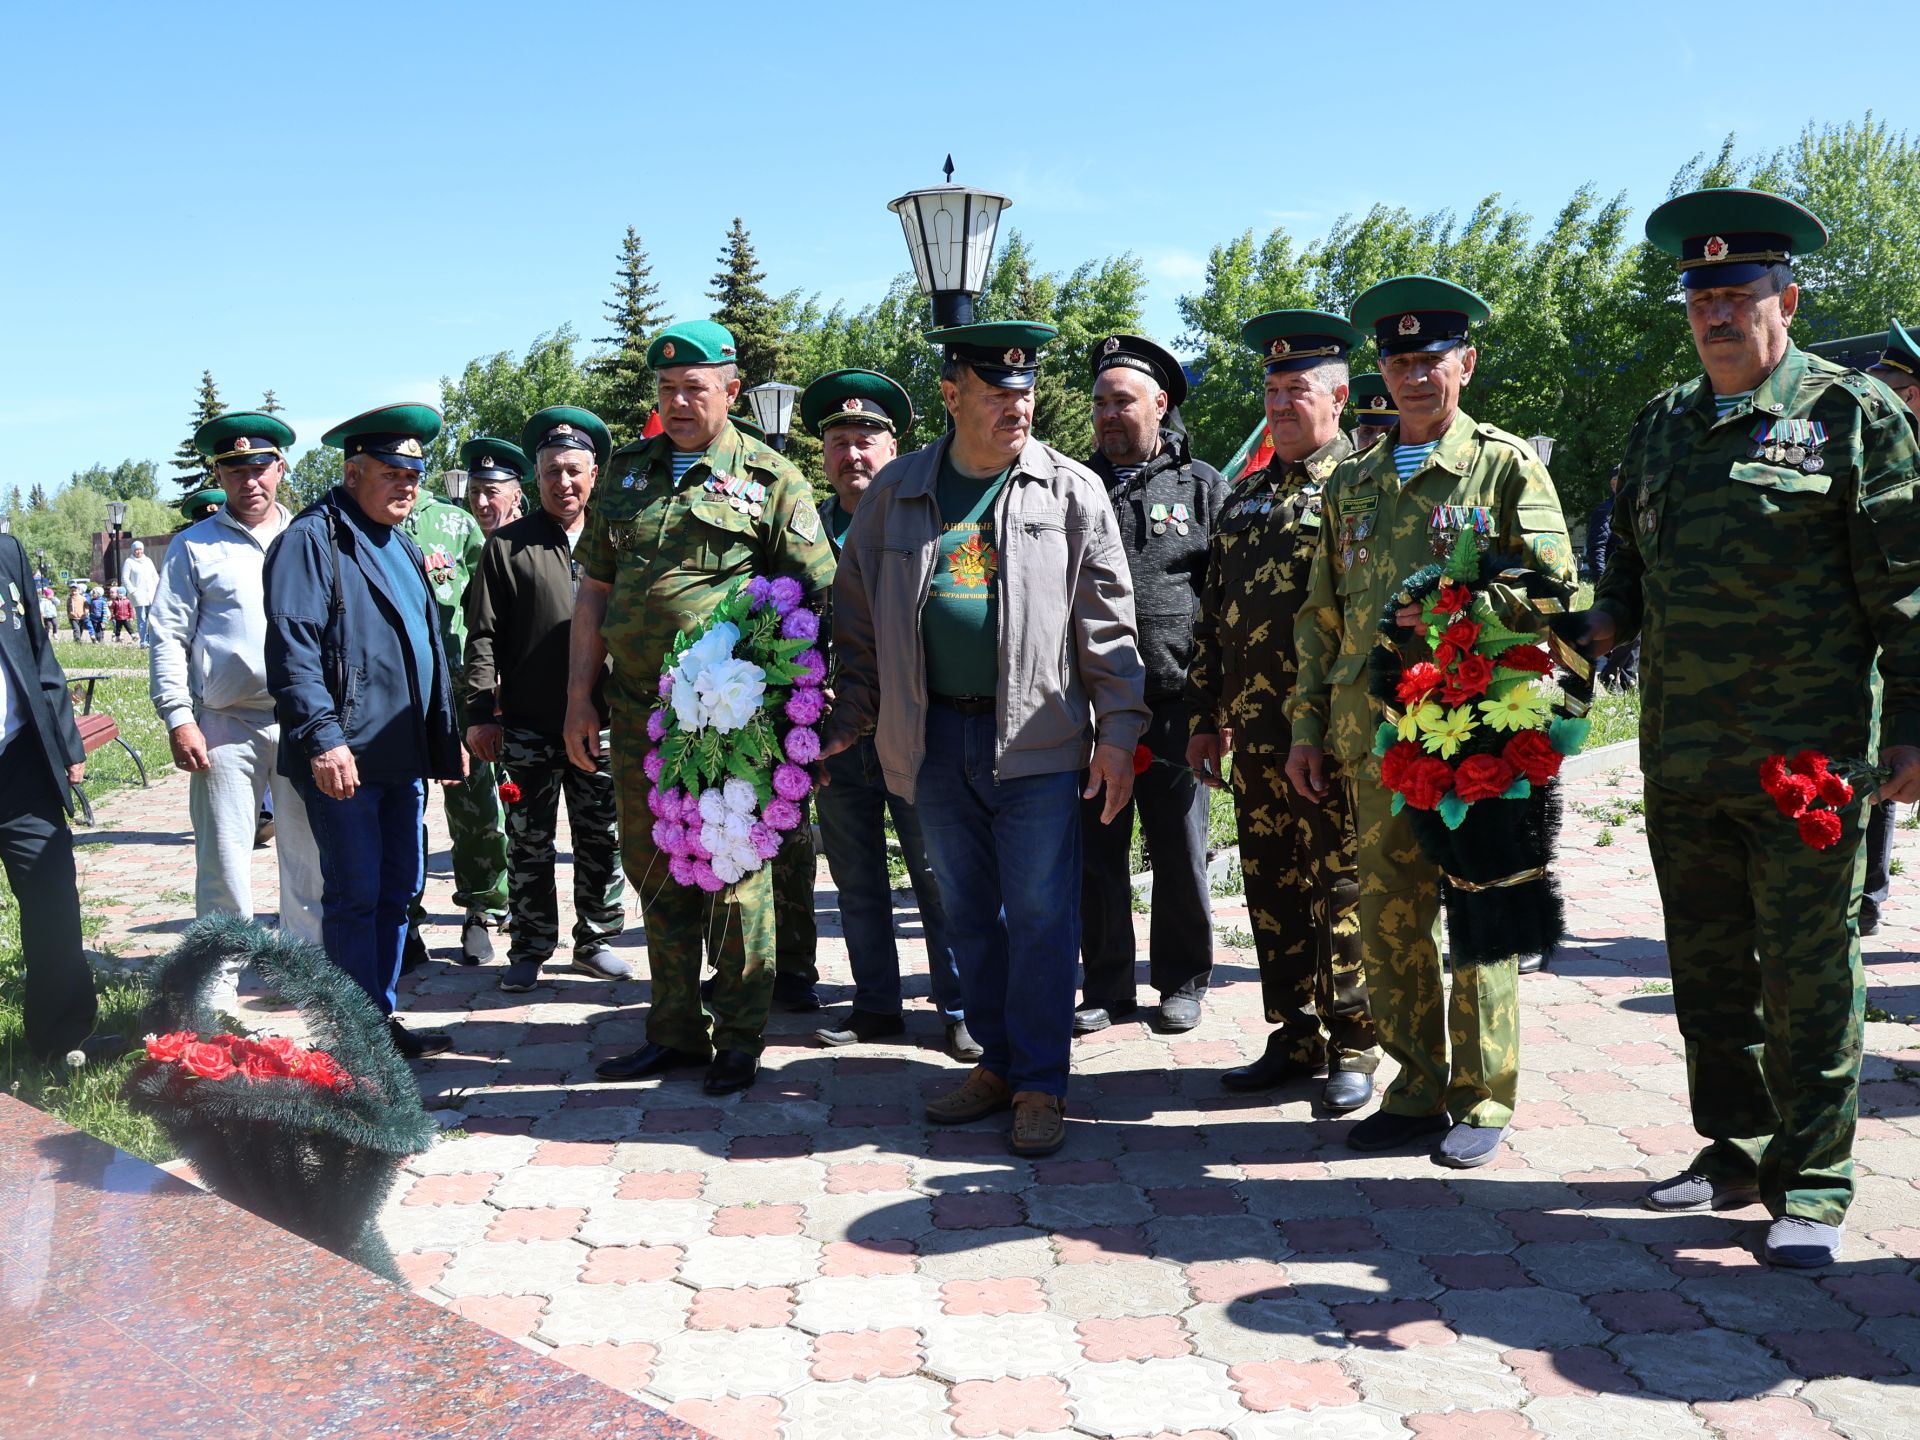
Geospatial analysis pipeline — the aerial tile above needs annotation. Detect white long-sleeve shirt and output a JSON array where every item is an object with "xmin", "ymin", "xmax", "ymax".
[
  {"xmin": 148, "ymin": 504, "xmax": 291, "ymax": 731},
  {"xmin": 122, "ymin": 552, "xmax": 160, "ymax": 606}
]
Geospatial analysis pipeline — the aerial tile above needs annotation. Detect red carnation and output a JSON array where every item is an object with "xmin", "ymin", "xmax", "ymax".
[
  {"xmin": 1771, "ymin": 774, "xmax": 1818, "ymax": 818},
  {"xmin": 1431, "ymin": 582, "xmax": 1471, "ymax": 616},
  {"xmin": 144, "ymin": 1031, "xmax": 194, "ymax": 1064},
  {"xmin": 1400, "ymin": 756, "xmax": 1455, "ymax": 811},
  {"xmin": 1758, "ymin": 754, "xmax": 1792, "ymax": 797},
  {"xmin": 1504, "ymin": 729, "xmax": 1563, "ymax": 786},
  {"xmin": 1441, "ymin": 619, "xmax": 1482, "ymax": 655},
  {"xmin": 1817, "ymin": 772, "xmax": 1854, "ymax": 807},
  {"xmin": 1798, "ymin": 808, "xmax": 1844, "ymax": 849},
  {"xmin": 1133, "ymin": 745, "xmax": 1154, "ymax": 775},
  {"xmin": 181, "ymin": 1041, "xmax": 236, "ymax": 1081},
  {"xmin": 1397, "ymin": 663, "xmax": 1444, "ymax": 705},
  {"xmin": 499, "ymin": 781, "xmax": 522, "ymax": 804},
  {"xmin": 1454, "ymin": 753, "xmax": 1519, "ymax": 802},
  {"xmin": 1380, "ymin": 740, "xmax": 1424, "ymax": 794},
  {"xmin": 1442, "ymin": 653, "xmax": 1496, "ymax": 705},
  {"xmin": 1790, "ymin": 750, "xmax": 1831, "ymax": 778},
  {"xmin": 1494, "ymin": 644, "xmax": 1554, "ymax": 675}
]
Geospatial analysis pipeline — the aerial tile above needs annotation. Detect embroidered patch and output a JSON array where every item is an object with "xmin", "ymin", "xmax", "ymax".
[{"xmin": 790, "ymin": 501, "xmax": 821, "ymax": 544}]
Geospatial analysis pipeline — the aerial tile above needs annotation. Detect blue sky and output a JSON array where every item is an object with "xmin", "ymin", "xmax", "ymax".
[{"xmin": 3, "ymin": 0, "xmax": 1914, "ymax": 491}]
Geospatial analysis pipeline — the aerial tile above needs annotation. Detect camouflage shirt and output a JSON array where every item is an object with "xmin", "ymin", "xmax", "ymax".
[
  {"xmin": 1186, "ymin": 429, "xmax": 1351, "ymax": 752},
  {"xmin": 402, "ymin": 495, "xmax": 485, "ymax": 666},
  {"xmin": 578, "ymin": 420, "xmax": 837, "ymax": 716},
  {"xmin": 1288, "ymin": 408, "xmax": 1575, "ymax": 753},
  {"xmin": 1594, "ymin": 344, "xmax": 1920, "ymax": 791}
]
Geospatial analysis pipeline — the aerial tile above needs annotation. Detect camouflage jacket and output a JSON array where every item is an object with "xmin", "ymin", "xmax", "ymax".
[
  {"xmin": 578, "ymin": 421, "xmax": 837, "ymax": 715},
  {"xmin": 1594, "ymin": 344, "xmax": 1920, "ymax": 791},
  {"xmin": 1186, "ymin": 429, "xmax": 1350, "ymax": 752},
  {"xmin": 401, "ymin": 495, "xmax": 484, "ymax": 665},
  {"xmin": 1288, "ymin": 409, "xmax": 1574, "ymax": 753}
]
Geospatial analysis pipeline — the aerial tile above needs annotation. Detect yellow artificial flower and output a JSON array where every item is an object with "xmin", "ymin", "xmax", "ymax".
[
  {"xmin": 1477, "ymin": 683, "xmax": 1553, "ymax": 733},
  {"xmin": 1398, "ymin": 701, "xmax": 1443, "ymax": 742},
  {"xmin": 1420, "ymin": 704, "xmax": 1476, "ymax": 758}
]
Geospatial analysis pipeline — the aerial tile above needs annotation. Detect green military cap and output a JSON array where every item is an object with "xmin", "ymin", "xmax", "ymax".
[
  {"xmin": 521, "ymin": 406, "xmax": 611, "ymax": 469},
  {"xmin": 1872, "ymin": 319, "xmax": 1920, "ymax": 381},
  {"xmin": 800, "ymin": 368, "xmax": 915, "ymax": 437},
  {"xmin": 1240, "ymin": 310, "xmax": 1364, "ymax": 376},
  {"xmin": 180, "ymin": 487, "xmax": 227, "ymax": 518},
  {"xmin": 458, "ymin": 438, "xmax": 528, "ymax": 483},
  {"xmin": 648, "ymin": 320, "xmax": 738, "ymax": 370},
  {"xmin": 1351, "ymin": 276, "xmax": 1491, "ymax": 357},
  {"xmin": 322, "ymin": 402, "xmax": 442, "ymax": 472},
  {"xmin": 925, "ymin": 320, "xmax": 1058, "ymax": 390},
  {"xmin": 195, "ymin": 410, "xmax": 295, "ymax": 465},
  {"xmin": 1348, "ymin": 372, "xmax": 1397, "ymax": 424},
  {"xmin": 1090, "ymin": 334, "xmax": 1188, "ymax": 406},
  {"xmin": 1643, "ymin": 188, "xmax": 1828, "ymax": 289}
]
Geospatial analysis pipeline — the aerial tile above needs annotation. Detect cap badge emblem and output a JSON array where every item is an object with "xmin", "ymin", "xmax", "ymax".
[
  {"xmin": 1269, "ymin": 338, "xmax": 1291, "ymax": 357},
  {"xmin": 1369, "ymin": 396, "xmax": 1388, "ymax": 411},
  {"xmin": 1103, "ymin": 336, "xmax": 1120, "ymax": 354},
  {"xmin": 1398, "ymin": 313, "xmax": 1421, "ymax": 337},
  {"xmin": 721, "ymin": 344, "xmax": 736, "ymax": 357},
  {"xmin": 1703, "ymin": 235, "xmax": 1729, "ymax": 261},
  {"xmin": 661, "ymin": 341, "xmax": 676, "ymax": 359},
  {"xmin": 234, "ymin": 436, "xmax": 251, "ymax": 450},
  {"xmin": 480, "ymin": 455, "xmax": 494, "ymax": 469},
  {"xmin": 1003, "ymin": 348, "xmax": 1026, "ymax": 366},
  {"xmin": 842, "ymin": 397, "xmax": 863, "ymax": 412},
  {"xmin": 554, "ymin": 423, "xmax": 573, "ymax": 436},
  {"xmin": 397, "ymin": 438, "xmax": 424, "ymax": 458}
]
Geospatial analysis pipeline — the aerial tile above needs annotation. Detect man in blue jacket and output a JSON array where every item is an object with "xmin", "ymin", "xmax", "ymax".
[{"xmin": 265, "ymin": 403, "xmax": 466, "ymax": 1058}]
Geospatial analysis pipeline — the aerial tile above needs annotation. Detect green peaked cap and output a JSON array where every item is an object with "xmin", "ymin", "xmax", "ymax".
[
  {"xmin": 179, "ymin": 487, "xmax": 227, "ymax": 516},
  {"xmin": 1240, "ymin": 309, "xmax": 1364, "ymax": 374},
  {"xmin": 521, "ymin": 406, "xmax": 611, "ymax": 469},
  {"xmin": 321, "ymin": 402, "xmax": 442, "ymax": 463},
  {"xmin": 458, "ymin": 438, "xmax": 528, "ymax": 480},
  {"xmin": 1643, "ymin": 187, "xmax": 1828, "ymax": 261},
  {"xmin": 194, "ymin": 410, "xmax": 295, "ymax": 461},
  {"xmin": 1875, "ymin": 319, "xmax": 1920, "ymax": 379},
  {"xmin": 800, "ymin": 368, "xmax": 915, "ymax": 438},
  {"xmin": 648, "ymin": 320, "xmax": 738, "ymax": 370},
  {"xmin": 1349, "ymin": 372, "xmax": 1395, "ymax": 419}
]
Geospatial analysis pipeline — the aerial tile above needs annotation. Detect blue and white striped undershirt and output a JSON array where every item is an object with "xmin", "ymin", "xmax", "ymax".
[
  {"xmin": 1392, "ymin": 442, "xmax": 1438, "ymax": 481},
  {"xmin": 1713, "ymin": 390, "xmax": 1753, "ymax": 422},
  {"xmin": 671, "ymin": 451, "xmax": 703, "ymax": 485}
]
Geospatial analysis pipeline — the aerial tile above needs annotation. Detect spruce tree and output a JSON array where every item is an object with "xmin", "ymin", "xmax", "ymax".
[
  {"xmin": 260, "ymin": 388, "xmax": 285, "ymax": 415},
  {"xmin": 709, "ymin": 218, "xmax": 786, "ymax": 387},
  {"xmin": 171, "ymin": 370, "xmax": 224, "ymax": 496},
  {"xmin": 592, "ymin": 227, "xmax": 670, "ymax": 441}
]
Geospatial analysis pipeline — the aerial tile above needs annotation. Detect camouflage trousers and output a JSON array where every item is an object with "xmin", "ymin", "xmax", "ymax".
[
  {"xmin": 501, "ymin": 728, "xmax": 625, "ymax": 964},
  {"xmin": 1334, "ymin": 684, "xmax": 1519, "ymax": 1127},
  {"xmin": 773, "ymin": 805, "xmax": 819, "ymax": 986},
  {"xmin": 612, "ymin": 723, "xmax": 774, "ymax": 1058},
  {"xmin": 1644, "ymin": 780, "xmax": 1866, "ymax": 1225},
  {"xmin": 1232, "ymin": 749, "xmax": 1376, "ymax": 1072},
  {"xmin": 410, "ymin": 755, "xmax": 509, "ymax": 923}
]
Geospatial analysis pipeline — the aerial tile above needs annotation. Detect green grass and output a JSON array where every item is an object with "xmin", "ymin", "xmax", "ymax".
[
  {"xmin": 1595, "ymin": 827, "xmax": 1614, "ymax": 847},
  {"xmin": 67, "ymin": 669, "xmax": 168, "ymax": 811},
  {"xmin": 1217, "ymin": 925, "xmax": 1256, "ymax": 949},
  {"xmin": 53, "ymin": 637, "xmax": 149, "ymax": 674}
]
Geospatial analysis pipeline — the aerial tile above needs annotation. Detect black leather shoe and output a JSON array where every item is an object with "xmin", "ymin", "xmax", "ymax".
[
  {"xmin": 1221, "ymin": 1034, "xmax": 1320, "ymax": 1092},
  {"xmin": 704, "ymin": 1049, "xmax": 759, "ymax": 1095},
  {"xmin": 1860, "ymin": 908, "xmax": 1882, "ymax": 938},
  {"xmin": 1156, "ymin": 994, "xmax": 1204, "ymax": 1032},
  {"xmin": 1517, "ymin": 952, "xmax": 1547, "ymax": 975},
  {"xmin": 1346, "ymin": 1109, "xmax": 1449, "ymax": 1152},
  {"xmin": 387, "ymin": 1019, "xmax": 453, "ymax": 1059},
  {"xmin": 1073, "ymin": 1002, "xmax": 1136, "ymax": 1036},
  {"xmin": 1321, "ymin": 1069, "xmax": 1375, "ymax": 1113},
  {"xmin": 772, "ymin": 976, "xmax": 822, "ymax": 1012},
  {"xmin": 815, "ymin": 1011, "xmax": 907, "ymax": 1047},
  {"xmin": 596, "ymin": 1042, "xmax": 707, "ymax": 1082}
]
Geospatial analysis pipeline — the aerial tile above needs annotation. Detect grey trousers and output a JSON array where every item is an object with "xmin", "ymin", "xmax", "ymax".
[{"xmin": 189, "ymin": 707, "xmax": 324, "ymax": 950}]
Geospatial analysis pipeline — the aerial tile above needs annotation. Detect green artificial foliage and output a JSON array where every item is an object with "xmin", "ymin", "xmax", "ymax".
[{"xmin": 124, "ymin": 915, "xmax": 436, "ymax": 1279}]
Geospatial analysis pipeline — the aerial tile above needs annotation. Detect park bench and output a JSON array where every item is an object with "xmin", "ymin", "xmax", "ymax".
[{"xmin": 65, "ymin": 668, "xmax": 149, "ymax": 826}]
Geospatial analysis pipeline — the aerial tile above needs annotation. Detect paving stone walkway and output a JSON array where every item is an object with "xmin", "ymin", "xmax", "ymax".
[{"xmin": 75, "ymin": 756, "xmax": 1920, "ymax": 1440}]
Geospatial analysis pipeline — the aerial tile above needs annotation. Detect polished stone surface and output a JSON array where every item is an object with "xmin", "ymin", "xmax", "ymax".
[{"xmin": 0, "ymin": 1095, "xmax": 701, "ymax": 1439}]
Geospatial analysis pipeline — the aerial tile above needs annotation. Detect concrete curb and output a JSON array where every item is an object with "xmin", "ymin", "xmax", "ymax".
[{"xmin": 1563, "ymin": 737, "xmax": 1639, "ymax": 778}]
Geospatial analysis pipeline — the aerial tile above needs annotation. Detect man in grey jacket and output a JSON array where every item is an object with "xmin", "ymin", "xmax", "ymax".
[
  {"xmin": 825, "ymin": 321, "xmax": 1150, "ymax": 1158},
  {"xmin": 150, "ymin": 411, "xmax": 323, "ymax": 1015},
  {"xmin": 1077, "ymin": 335, "xmax": 1225, "ymax": 1036}
]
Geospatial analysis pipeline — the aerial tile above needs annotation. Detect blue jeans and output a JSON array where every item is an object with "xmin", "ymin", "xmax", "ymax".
[
  {"xmin": 297, "ymin": 777, "xmax": 425, "ymax": 1016},
  {"xmin": 912, "ymin": 704, "xmax": 1082, "ymax": 1096},
  {"xmin": 818, "ymin": 735, "xmax": 962, "ymax": 1022},
  {"xmin": 135, "ymin": 604, "xmax": 152, "ymax": 645}
]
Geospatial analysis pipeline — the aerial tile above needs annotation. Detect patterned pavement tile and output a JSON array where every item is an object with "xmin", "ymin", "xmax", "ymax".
[
  {"xmin": 785, "ymin": 1376, "xmax": 956, "ymax": 1440},
  {"xmin": 946, "ymin": 1376, "xmax": 1074, "ymax": 1438},
  {"xmin": 1612, "ymin": 1329, "xmax": 1797, "ymax": 1401},
  {"xmin": 1798, "ymin": 1376, "xmax": 1920, "ymax": 1440},
  {"xmin": 1694, "ymin": 1396, "xmax": 1846, "ymax": 1439},
  {"xmin": 1225, "ymin": 1357, "xmax": 1357, "ymax": 1412},
  {"xmin": 1066, "ymin": 1357, "xmax": 1245, "ymax": 1437},
  {"xmin": 536, "ymin": 1279, "xmax": 693, "ymax": 1346},
  {"xmin": 1075, "ymin": 1314, "xmax": 1194, "ymax": 1362},
  {"xmin": 922, "ymin": 1311, "xmax": 1084, "ymax": 1383},
  {"xmin": 647, "ymin": 1326, "xmax": 815, "ymax": 1401},
  {"xmin": 665, "ymin": 1395, "xmax": 785, "ymax": 1440}
]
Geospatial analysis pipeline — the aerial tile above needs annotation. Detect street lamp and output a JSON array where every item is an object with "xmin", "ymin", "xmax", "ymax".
[
  {"xmin": 442, "ymin": 469, "xmax": 470, "ymax": 502},
  {"xmin": 1529, "ymin": 435, "xmax": 1556, "ymax": 466},
  {"xmin": 888, "ymin": 156, "xmax": 1011, "ymax": 330},
  {"xmin": 0, "ymin": 515, "xmax": 10, "ymax": 535},
  {"xmin": 743, "ymin": 382, "xmax": 801, "ymax": 453},
  {"xmin": 105, "ymin": 499, "xmax": 128, "ymax": 588}
]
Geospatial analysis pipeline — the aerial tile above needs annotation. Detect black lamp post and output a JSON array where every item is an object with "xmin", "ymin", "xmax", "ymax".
[
  {"xmin": 888, "ymin": 157, "xmax": 1011, "ymax": 330},
  {"xmin": 743, "ymin": 383, "xmax": 801, "ymax": 453},
  {"xmin": 105, "ymin": 500, "xmax": 128, "ymax": 588}
]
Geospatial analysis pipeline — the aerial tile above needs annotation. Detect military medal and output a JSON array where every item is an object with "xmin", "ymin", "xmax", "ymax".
[
  {"xmin": 1149, "ymin": 501, "xmax": 1168, "ymax": 535},
  {"xmin": 1171, "ymin": 502, "xmax": 1190, "ymax": 536},
  {"xmin": 1801, "ymin": 420, "xmax": 1828, "ymax": 473}
]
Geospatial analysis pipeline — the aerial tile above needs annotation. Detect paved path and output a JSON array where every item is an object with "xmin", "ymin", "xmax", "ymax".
[{"xmin": 76, "ymin": 761, "xmax": 1920, "ymax": 1440}]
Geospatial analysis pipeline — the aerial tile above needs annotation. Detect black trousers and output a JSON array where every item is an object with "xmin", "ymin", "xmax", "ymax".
[
  {"xmin": 0, "ymin": 737, "xmax": 96, "ymax": 1056},
  {"xmin": 1079, "ymin": 697, "xmax": 1213, "ymax": 1009},
  {"xmin": 1863, "ymin": 799, "xmax": 1896, "ymax": 924}
]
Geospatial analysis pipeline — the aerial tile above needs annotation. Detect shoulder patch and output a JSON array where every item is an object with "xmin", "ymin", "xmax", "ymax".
[
  {"xmin": 790, "ymin": 501, "xmax": 822, "ymax": 544},
  {"xmin": 1837, "ymin": 370, "xmax": 1892, "ymax": 418}
]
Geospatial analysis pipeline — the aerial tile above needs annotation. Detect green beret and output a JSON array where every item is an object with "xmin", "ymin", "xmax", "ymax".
[
  {"xmin": 459, "ymin": 438, "xmax": 528, "ymax": 482},
  {"xmin": 521, "ymin": 406, "xmax": 611, "ymax": 469},
  {"xmin": 194, "ymin": 411, "xmax": 295, "ymax": 463},
  {"xmin": 322, "ymin": 402, "xmax": 443, "ymax": 472},
  {"xmin": 800, "ymin": 368, "xmax": 915, "ymax": 438},
  {"xmin": 648, "ymin": 320, "xmax": 738, "ymax": 370}
]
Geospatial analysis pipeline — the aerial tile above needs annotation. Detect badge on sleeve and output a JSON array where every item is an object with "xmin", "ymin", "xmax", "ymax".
[{"xmin": 791, "ymin": 501, "xmax": 821, "ymax": 544}]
